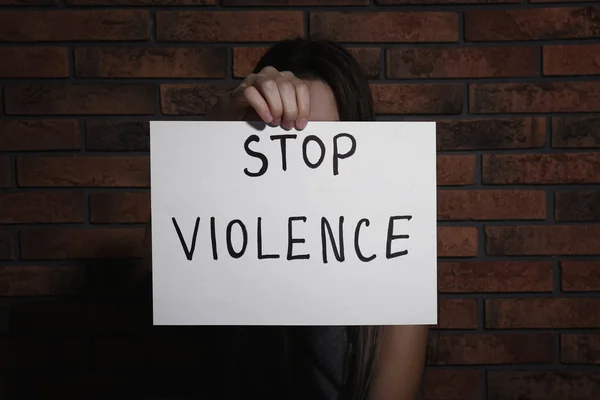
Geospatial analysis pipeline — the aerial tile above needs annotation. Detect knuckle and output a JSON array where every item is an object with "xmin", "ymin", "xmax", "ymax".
[
  {"xmin": 277, "ymin": 79, "xmax": 294, "ymax": 93},
  {"xmin": 261, "ymin": 66, "xmax": 279, "ymax": 75},
  {"xmin": 281, "ymin": 70, "xmax": 296, "ymax": 78},
  {"xmin": 295, "ymin": 81, "xmax": 310, "ymax": 94},
  {"xmin": 260, "ymin": 78, "xmax": 278, "ymax": 93},
  {"xmin": 242, "ymin": 85, "xmax": 256, "ymax": 97},
  {"xmin": 243, "ymin": 73, "xmax": 257, "ymax": 84}
]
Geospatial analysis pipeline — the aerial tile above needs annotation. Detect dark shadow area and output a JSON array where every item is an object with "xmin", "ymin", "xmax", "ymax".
[
  {"xmin": 245, "ymin": 119, "xmax": 267, "ymax": 131},
  {"xmin": 5, "ymin": 256, "xmax": 299, "ymax": 400}
]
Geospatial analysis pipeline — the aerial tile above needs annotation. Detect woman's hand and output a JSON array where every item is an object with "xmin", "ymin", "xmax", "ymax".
[{"xmin": 210, "ymin": 66, "xmax": 311, "ymax": 130}]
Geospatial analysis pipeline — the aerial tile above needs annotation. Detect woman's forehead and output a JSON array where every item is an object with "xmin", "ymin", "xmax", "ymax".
[{"xmin": 306, "ymin": 79, "xmax": 339, "ymax": 122}]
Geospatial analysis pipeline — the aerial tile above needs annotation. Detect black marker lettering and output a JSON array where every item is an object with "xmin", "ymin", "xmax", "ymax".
[
  {"xmin": 302, "ymin": 135, "xmax": 326, "ymax": 169},
  {"xmin": 226, "ymin": 219, "xmax": 248, "ymax": 259},
  {"xmin": 333, "ymin": 133, "xmax": 357, "ymax": 176},
  {"xmin": 386, "ymin": 215, "xmax": 412, "ymax": 259},
  {"xmin": 243, "ymin": 134, "xmax": 268, "ymax": 177},
  {"xmin": 257, "ymin": 217, "xmax": 280, "ymax": 259},
  {"xmin": 321, "ymin": 216, "xmax": 345, "ymax": 263},
  {"xmin": 287, "ymin": 216, "xmax": 310, "ymax": 260},
  {"xmin": 210, "ymin": 217, "xmax": 218, "ymax": 260},
  {"xmin": 270, "ymin": 134, "xmax": 297, "ymax": 171},
  {"xmin": 354, "ymin": 218, "xmax": 376, "ymax": 262},
  {"xmin": 172, "ymin": 217, "xmax": 200, "ymax": 261}
]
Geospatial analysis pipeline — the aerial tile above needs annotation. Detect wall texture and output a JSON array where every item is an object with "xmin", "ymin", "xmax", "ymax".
[{"xmin": 1, "ymin": 0, "xmax": 600, "ymax": 399}]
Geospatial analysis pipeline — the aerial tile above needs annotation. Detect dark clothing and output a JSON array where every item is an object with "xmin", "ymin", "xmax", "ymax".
[
  {"xmin": 229, "ymin": 326, "xmax": 348, "ymax": 400},
  {"xmin": 147, "ymin": 326, "xmax": 349, "ymax": 400}
]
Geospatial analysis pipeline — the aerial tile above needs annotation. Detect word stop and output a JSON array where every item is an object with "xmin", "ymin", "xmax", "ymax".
[{"xmin": 244, "ymin": 133, "xmax": 357, "ymax": 177}]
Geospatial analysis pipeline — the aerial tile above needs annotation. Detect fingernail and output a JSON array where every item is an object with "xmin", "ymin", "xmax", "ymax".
[
  {"xmin": 297, "ymin": 118, "xmax": 308, "ymax": 130},
  {"xmin": 282, "ymin": 121, "xmax": 294, "ymax": 130},
  {"xmin": 264, "ymin": 112, "xmax": 273, "ymax": 123},
  {"xmin": 272, "ymin": 118, "xmax": 281, "ymax": 126}
]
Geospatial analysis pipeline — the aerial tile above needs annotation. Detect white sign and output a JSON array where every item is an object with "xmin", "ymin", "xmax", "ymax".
[{"xmin": 150, "ymin": 121, "xmax": 437, "ymax": 326}]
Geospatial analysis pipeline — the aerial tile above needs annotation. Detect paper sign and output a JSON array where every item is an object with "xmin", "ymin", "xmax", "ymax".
[{"xmin": 150, "ymin": 121, "xmax": 437, "ymax": 326}]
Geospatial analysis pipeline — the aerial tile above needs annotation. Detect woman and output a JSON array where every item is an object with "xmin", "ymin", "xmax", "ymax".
[{"xmin": 145, "ymin": 38, "xmax": 429, "ymax": 400}]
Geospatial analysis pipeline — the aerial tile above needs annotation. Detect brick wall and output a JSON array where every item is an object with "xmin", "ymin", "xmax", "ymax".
[{"xmin": 1, "ymin": 0, "xmax": 600, "ymax": 399}]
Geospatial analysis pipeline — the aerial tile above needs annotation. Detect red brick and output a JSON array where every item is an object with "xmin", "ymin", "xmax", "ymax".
[
  {"xmin": 86, "ymin": 120, "xmax": 149, "ymax": 152},
  {"xmin": 436, "ymin": 155, "xmax": 476, "ymax": 186},
  {"xmin": 0, "ymin": 157, "xmax": 10, "ymax": 188},
  {"xmin": 486, "ymin": 298, "xmax": 600, "ymax": 328},
  {"xmin": 387, "ymin": 47, "xmax": 536, "ymax": 79},
  {"xmin": 346, "ymin": 48, "xmax": 381, "ymax": 79},
  {"xmin": 0, "ymin": 231, "xmax": 13, "ymax": 261},
  {"xmin": 0, "ymin": 193, "xmax": 83, "ymax": 223},
  {"xmin": 488, "ymin": 371, "xmax": 600, "ymax": 400},
  {"xmin": 544, "ymin": 44, "xmax": 600, "ymax": 76},
  {"xmin": 310, "ymin": 12, "xmax": 458, "ymax": 42},
  {"xmin": 0, "ymin": 266, "xmax": 86, "ymax": 296},
  {"xmin": 233, "ymin": 47, "xmax": 380, "ymax": 79},
  {"xmin": 428, "ymin": 333, "xmax": 554, "ymax": 365},
  {"xmin": 438, "ymin": 226, "xmax": 477, "ymax": 257},
  {"xmin": 90, "ymin": 192, "xmax": 149, "ymax": 224},
  {"xmin": 483, "ymin": 153, "xmax": 600, "ymax": 184},
  {"xmin": 379, "ymin": 0, "xmax": 517, "ymax": 3},
  {"xmin": 422, "ymin": 370, "xmax": 481, "ymax": 400},
  {"xmin": 470, "ymin": 82, "xmax": 600, "ymax": 113},
  {"xmin": 552, "ymin": 116, "xmax": 600, "ymax": 148},
  {"xmin": 5, "ymin": 84, "xmax": 155, "ymax": 115},
  {"xmin": 17, "ymin": 156, "xmax": 149, "ymax": 188},
  {"xmin": 465, "ymin": 7, "xmax": 600, "ymax": 41},
  {"xmin": 562, "ymin": 334, "xmax": 600, "ymax": 364},
  {"xmin": 372, "ymin": 84, "xmax": 462, "ymax": 115},
  {"xmin": 555, "ymin": 190, "xmax": 600, "ymax": 221},
  {"xmin": 438, "ymin": 190, "xmax": 546, "ymax": 221},
  {"xmin": 561, "ymin": 261, "xmax": 600, "ymax": 292},
  {"xmin": 0, "ymin": 10, "xmax": 149, "ymax": 41},
  {"xmin": 161, "ymin": 84, "xmax": 229, "ymax": 115},
  {"xmin": 486, "ymin": 226, "xmax": 600, "ymax": 256},
  {"xmin": 11, "ymin": 301, "xmax": 150, "ymax": 333},
  {"xmin": 224, "ymin": 0, "xmax": 367, "ymax": 4},
  {"xmin": 68, "ymin": 0, "xmax": 213, "ymax": 4},
  {"xmin": 439, "ymin": 261, "xmax": 553, "ymax": 293},
  {"xmin": 437, "ymin": 298, "xmax": 477, "ymax": 329},
  {"xmin": 437, "ymin": 118, "xmax": 546, "ymax": 151},
  {"xmin": 157, "ymin": 11, "xmax": 303, "ymax": 42},
  {"xmin": 20, "ymin": 228, "xmax": 145, "ymax": 260},
  {"xmin": 0, "ymin": 120, "xmax": 80, "ymax": 151},
  {"xmin": 75, "ymin": 47, "xmax": 226, "ymax": 78},
  {"xmin": 0, "ymin": 48, "xmax": 68, "ymax": 78}
]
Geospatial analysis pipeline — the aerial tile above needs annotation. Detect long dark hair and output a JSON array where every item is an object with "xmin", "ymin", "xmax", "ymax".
[{"xmin": 253, "ymin": 38, "xmax": 383, "ymax": 400}]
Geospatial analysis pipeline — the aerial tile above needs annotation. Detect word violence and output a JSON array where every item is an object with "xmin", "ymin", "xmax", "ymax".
[{"xmin": 171, "ymin": 215, "xmax": 412, "ymax": 263}]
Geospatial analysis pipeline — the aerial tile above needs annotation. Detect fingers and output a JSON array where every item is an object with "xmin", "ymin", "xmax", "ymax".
[
  {"xmin": 233, "ymin": 67, "xmax": 310, "ymax": 130},
  {"xmin": 242, "ymin": 85, "xmax": 273, "ymax": 124},
  {"xmin": 292, "ymin": 77, "xmax": 310, "ymax": 130},
  {"xmin": 276, "ymin": 77, "xmax": 298, "ymax": 130},
  {"xmin": 257, "ymin": 76, "xmax": 284, "ymax": 126}
]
